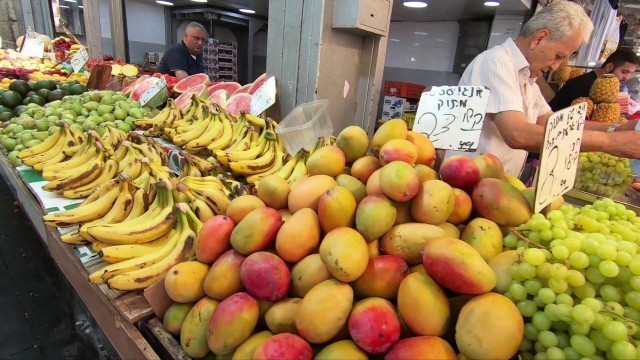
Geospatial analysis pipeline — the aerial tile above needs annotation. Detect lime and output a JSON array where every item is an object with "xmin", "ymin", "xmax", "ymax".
[
  {"xmin": 8, "ymin": 80, "xmax": 30, "ymax": 97},
  {"xmin": 0, "ymin": 91, "xmax": 23, "ymax": 109},
  {"xmin": 69, "ymin": 84, "xmax": 87, "ymax": 95}
]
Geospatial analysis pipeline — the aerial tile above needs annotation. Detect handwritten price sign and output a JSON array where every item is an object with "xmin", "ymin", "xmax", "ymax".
[
  {"xmin": 138, "ymin": 77, "xmax": 167, "ymax": 107},
  {"xmin": 412, "ymin": 86, "xmax": 490, "ymax": 151},
  {"xmin": 534, "ymin": 102, "xmax": 587, "ymax": 213},
  {"xmin": 70, "ymin": 47, "xmax": 89, "ymax": 73},
  {"xmin": 20, "ymin": 38, "xmax": 44, "ymax": 58},
  {"xmin": 251, "ymin": 76, "xmax": 276, "ymax": 116}
]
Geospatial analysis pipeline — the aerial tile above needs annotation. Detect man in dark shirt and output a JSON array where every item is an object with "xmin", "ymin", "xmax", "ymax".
[
  {"xmin": 549, "ymin": 48, "xmax": 639, "ymax": 111},
  {"xmin": 158, "ymin": 22, "xmax": 207, "ymax": 79}
]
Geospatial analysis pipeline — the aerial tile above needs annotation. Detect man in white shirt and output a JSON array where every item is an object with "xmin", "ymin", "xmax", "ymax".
[{"xmin": 447, "ymin": 1, "xmax": 640, "ymax": 177}]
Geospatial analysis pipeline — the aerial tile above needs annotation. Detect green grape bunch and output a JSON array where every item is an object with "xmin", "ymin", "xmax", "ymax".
[{"xmin": 575, "ymin": 152, "xmax": 634, "ymax": 198}]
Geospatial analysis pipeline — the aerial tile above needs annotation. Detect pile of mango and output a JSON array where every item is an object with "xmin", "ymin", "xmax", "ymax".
[{"xmin": 158, "ymin": 120, "xmax": 540, "ymax": 359}]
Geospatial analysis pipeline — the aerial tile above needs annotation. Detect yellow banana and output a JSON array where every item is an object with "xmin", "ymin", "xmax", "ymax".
[
  {"xmin": 91, "ymin": 241, "xmax": 111, "ymax": 252},
  {"xmin": 106, "ymin": 211, "xmax": 195, "ymax": 290},
  {"xmin": 185, "ymin": 114, "xmax": 224, "ymax": 153},
  {"xmin": 32, "ymin": 150, "xmax": 67, "ymax": 172},
  {"xmin": 273, "ymin": 150, "xmax": 303, "ymax": 181},
  {"xmin": 229, "ymin": 140, "xmax": 277, "ymax": 176},
  {"xmin": 79, "ymin": 179, "xmax": 119, "ymax": 207},
  {"xmin": 178, "ymin": 185, "xmax": 216, "ymax": 222},
  {"xmin": 42, "ymin": 185, "xmax": 120, "ymax": 227},
  {"xmin": 60, "ymin": 230, "xmax": 89, "ymax": 245},
  {"xmin": 246, "ymin": 152, "xmax": 287, "ymax": 184},
  {"xmin": 98, "ymin": 231, "xmax": 172, "ymax": 264},
  {"xmin": 17, "ymin": 129, "xmax": 62, "ymax": 159},
  {"xmin": 42, "ymin": 152, "xmax": 106, "ymax": 192},
  {"xmin": 21, "ymin": 129, "xmax": 68, "ymax": 166},
  {"xmin": 123, "ymin": 187, "xmax": 148, "ymax": 221},
  {"xmin": 172, "ymin": 115, "xmax": 211, "ymax": 146},
  {"xmin": 206, "ymin": 114, "xmax": 234, "ymax": 151},
  {"xmin": 288, "ymin": 153, "xmax": 308, "ymax": 183},
  {"xmin": 241, "ymin": 111, "xmax": 267, "ymax": 128},
  {"xmin": 68, "ymin": 125, "xmax": 85, "ymax": 145},
  {"xmin": 188, "ymin": 186, "xmax": 230, "ymax": 215},
  {"xmin": 61, "ymin": 158, "xmax": 118, "ymax": 198},
  {"xmin": 42, "ymin": 147, "xmax": 100, "ymax": 180},
  {"xmin": 214, "ymin": 130, "xmax": 267, "ymax": 166}
]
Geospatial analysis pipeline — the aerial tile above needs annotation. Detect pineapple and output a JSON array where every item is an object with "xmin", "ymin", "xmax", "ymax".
[
  {"xmin": 591, "ymin": 102, "xmax": 621, "ymax": 123},
  {"xmin": 553, "ymin": 65, "xmax": 571, "ymax": 82},
  {"xmin": 121, "ymin": 76, "xmax": 136, "ymax": 89},
  {"xmin": 569, "ymin": 67, "xmax": 584, "ymax": 80},
  {"xmin": 589, "ymin": 74, "xmax": 619, "ymax": 103},
  {"xmin": 571, "ymin": 97, "xmax": 594, "ymax": 118}
]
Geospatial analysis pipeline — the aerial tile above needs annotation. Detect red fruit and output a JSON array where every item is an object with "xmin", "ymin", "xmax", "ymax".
[
  {"xmin": 439, "ymin": 155, "xmax": 481, "ymax": 190},
  {"xmin": 254, "ymin": 333, "xmax": 312, "ymax": 360},
  {"xmin": 240, "ymin": 252, "xmax": 291, "ymax": 301},
  {"xmin": 348, "ymin": 297, "xmax": 401, "ymax": 354},
  {"xmin": 195, "ymin": 215, "xmax": 235, "ymax": 264}
]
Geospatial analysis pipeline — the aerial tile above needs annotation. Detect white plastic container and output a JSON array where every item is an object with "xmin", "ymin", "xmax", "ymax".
[{"xmin": 276, "ymin": 99, "xmax": 333, "ymax": 154}]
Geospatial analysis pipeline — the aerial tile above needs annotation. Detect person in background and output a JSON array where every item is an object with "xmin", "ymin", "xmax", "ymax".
[
  {"xmin": 549, "ymin": 48, "xmax": 640, "ymax": 111},
  {"xmin": 158, "ymin": 22, "xmax": 206, "ymax": 80},
  {"xmin": 445, "ymin": 1, "xmax": 640, "ymax": 178}
]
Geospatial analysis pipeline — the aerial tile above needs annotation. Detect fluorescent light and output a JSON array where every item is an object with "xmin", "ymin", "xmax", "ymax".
[
  {"xmin": 491, "ymin": 32, "xmax": 503, "ymax": 36},
  {"xmin": 389, "ymin": 39, "xmax": 400, "ymax": 42},
  {"xmin": 412, "ymin": 43, "xmax": 420, "ymax": 46},
  {"xmin": 192, "ymin": 0, "xmax": 207, "ymax": 2},
  {"xmin": 156, "ymin": 0, "xmax": 174, "ymax": 5},
  {"xmin": 411, "ymin": 57, "xmax": 416, "ymax": 62},
  {"xmin": 435, "ymin": 38, "xmax": 444, "ymax": 42},
  {"xmin": 239, "ymin": 8, "xmax": 255, "ymax": 14},
  {"xmin": 59, "ymin": 4, "xmax": 69, "ymax": 8},
  {"xmin": 403, "ymin": 1, "xmax": 427, "ymax": 8},
  {"xmin": 588, "ymin": 62, "xmax": 597, "ymax": 66},
  {"xmin": 64, "ymin": 0, "xmax": 77, "ymax": 2},
  {"xmin": 484, "ymin": 1, "xmax": 500, "ymax": 6},
  {"xmin": 414, "ymin": 31, "xmax": 428, "ymax": 36},
  {"xmin": 78, "ymin": 5, "xmax": 83, "ymax": 8}
]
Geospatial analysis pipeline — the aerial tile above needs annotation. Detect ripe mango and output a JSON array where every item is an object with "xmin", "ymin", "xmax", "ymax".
[
  {"xmin": 406, "ymin": 131, "xmax": 436, "ymax": 166},
  {"xmin": 230, "ymin": 207, "xmax": 283, "ymax": 255},
  {"xmin": 371, "ymin": 119, "xmax": 408, "ymax": 157},
  {"xmin": 318, "ymin": 186, "xmax": 357, "ymax": 233},
  {"xmin": 471, "ymin": 178, "xmax": 533, "ymax": 226},
  {"xmin": 411, "ymin": 180, "xmax": 455, "ymax": 225},
  {"xmin": 275, "ymin": 208, "xmax": 321, "ymax": 263},
  {"xmin": 379, "ymin": 161, "xmax": 420, "ymax": 202},
  {"xmin": 180, "ymin": 297, "xmax": 219, "ymax": 358},
  {"xmin": 365, "ymin": 169, "xmax": 383, "ymax": 196},
  {"xmin": 290, "ymin": 254, "xmax": 332, "ymax": 298},
  {"xmin": 319, "ymin": 227, "xmax": 369, "ymax": 282},
  {"xmin": 336, "ymin": 126, "xmax": 369, "ymax": 163},
  {"xmin": 356, "ymin": 195, "xmax": 397, "ymax": 241},
  {"xmin": 335, "ymin": 174, "xmax": 367, "ymax": 203},
  {"xmin": 439, "ymin": 155, "xmax": 481, "ymax": 190},
  {"xmin": 165, "ymin": 260, "xmax": 209, "ymax": 303},
  {"xmin": 385, "ymin": 336, "xmax": 456, "ymax": 360},
  {"xmin": 460, "ymin": 217, "xmax": 504, "ymax": 262},
  {"xmin": 306, "ymin": 145, "xmax": 346, "ymax": 177},
  {"xmin": 351, "ymin": 255, "xmax": 409, "ymax": 299},
  {"xmin": 231, "ymin": 331, "xmax": 273, "ymax": 360},
  {"xmin": 393, "ymin": 200, "xmax": 414, "ymax": 225},
  {"xmin": 447, "ymin": 188, "xmax": 472, "ymax": 225},
  {"xmin": 379, "ymin": 139, "xmax": 418, "ymax": 165},
  {"xmin": 473, "ymin": 153, "xmax": 505, "ymax": 179},
  {"xmin": 489, "ymin": 250, "xmax": 518, "ymax": 293},
  {"xmin": 253, "ymin": 333, "xmax": 313, "ymax": 360},
  {"xmin": 348, "ymin": 297, "xmax": 401, "ymax": 354},
  {"xmin": 265, "ymin": 298, "xmax": 301, "ymax": 334},
  {"xmin": 315, "ymin": 340, "xmax": 368, "ymax": 360},
  {"xmin": 288, "ymin": 175, "xmax": 337, "ymax": 213},
  {"xmin": 296, "ymin": 279, "xmax": 354, "ymax": 344},
  {"xmin": 456, "ymin": 293, "xmax": 524, "ymax": 360},
  {"xmin": 351, "ymin": 155, "xmax": 381, "ymax": 184},
  {"xmin": 437, "ymin": 222, "xmax": 460, "ymax": 238},
  {"xmin": 368, "ymin": 239, "xmax": 380, "ymax": 258},
  {"xmin": 380, "ymin": 223, "xmax": 445, "ymax": 264},
  {"xmin": 207, "ymin": 292, "xmax": 259, "ymax": 355},
  {"xmin": 256, "ymin": 175, "xmax": 290, "ymax": 209},
  {"xmin": 195, "ymin": 215, "xmax": 235, "ymax": 264},
  {"xmin": 240, "ymin": 251, "xmax": 290, "ymax": 301},
  {"xmin": 203, "ymin": 250, "xmax": 245, "ymax": 300},
  {"xmin": 414, "ymin": 164, "xmax": 438, "ymax": 183},
  {"xmin": 226, "ymin": 195, "xmax": 265, "ymax": 224},
  {"xmin": 163, "ymin": 302, "xmax": 194, "ymax": 336},
  {"xmin": 422, "ymin": 237, "xmax": 496, "ymax": 294},
  {"xmin": 397, "ymin": 272, "xmax": 450, "ymax": 336}
]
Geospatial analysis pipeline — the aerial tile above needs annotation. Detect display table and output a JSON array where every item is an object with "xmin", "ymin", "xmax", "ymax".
[{"xmin": 0, "ymin": 154, "xmax": 179, "ymax": 359}]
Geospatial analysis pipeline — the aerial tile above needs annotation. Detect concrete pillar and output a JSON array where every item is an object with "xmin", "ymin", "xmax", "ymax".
[
  {"xmin": 0, "ymin": 0, "xmax": 21, "ymax": 49},
  {"xmin": 266, "ymin": 0, "xmax": 390, "ymax": 134},
  {"xmin": 110, "ymin": 0, "xmax": 127, "ymax": 61},
  {"xmin": 83, "ymin": 0, "xmax": 103, "ymax": 58}
]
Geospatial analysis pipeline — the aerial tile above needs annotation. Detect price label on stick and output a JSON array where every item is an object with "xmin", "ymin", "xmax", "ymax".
[
  {"xmin": 70, "ymin": 47, "xmax": 89, "ymax": 73},
  {"xmin": 534, "ymin": 102, "xmax": 587, "ymax": 213},
  {"xmin": 20, "ymin": 38, "xmax": 44, "ymax": 58},
  {"xmin": 251, "ymin": 76, "xmax": 276, "ymax": 116},
  {"xmin": 138, "ymin": 77, "xmax": 167, "ymax": 107},
  {"xmin": 412, "ymin": 86, "xmax": 490, "ymax": 151}
]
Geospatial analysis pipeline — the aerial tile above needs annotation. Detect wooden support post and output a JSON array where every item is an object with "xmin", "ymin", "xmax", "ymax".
[
  {"xmin": 82, "ymin": 0, "xmax": 103, "ymax": 58},
  {"xmin": 110, "ymin": 0, "xmax": 127, "ymax": 61}
]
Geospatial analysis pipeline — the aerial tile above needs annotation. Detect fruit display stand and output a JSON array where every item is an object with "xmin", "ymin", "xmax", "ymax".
[{"xmin": 0, "ymin": 153, "xmax": 167, "ymax": 359}]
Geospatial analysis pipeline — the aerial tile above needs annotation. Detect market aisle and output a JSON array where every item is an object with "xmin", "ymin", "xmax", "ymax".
[{"xmin": 0, "ymin": 177, "xmax": 118, "ymax": 359}]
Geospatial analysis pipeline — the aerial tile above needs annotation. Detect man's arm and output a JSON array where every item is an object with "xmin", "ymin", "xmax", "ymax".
[
  {"xmin": 174, "ymin": 70, "xmax": 189, "ymax": 80},
  {"xmin": 496, "ymin": 111, "xmax": 640, "ymax": 158}
]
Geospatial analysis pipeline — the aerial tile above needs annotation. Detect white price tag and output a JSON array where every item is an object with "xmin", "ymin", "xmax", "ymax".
[
  {"xmin": 46, "ymin": 52, "xmax": 56, "ymax": 61},
  {"xmin": 20, "ymin": 38, "xmax": 44, "ymax": 58},
  {"xmin": 534, "ymin": 102, "xmax": 587, "ymax": 213},
  {"xmin": 251, "ymin": 76, "xmax": 276, "ymax": 116},
  {"xmin": 70, "ymin": 47, "xmax": 89, "ymax": 73},
  {"xmin": 412, "ymin": 86, "xmax": 490, "ymax": 151},
  {"xmin": 138, "ymin": 77, "xmax": 167, "ymax": 107}
]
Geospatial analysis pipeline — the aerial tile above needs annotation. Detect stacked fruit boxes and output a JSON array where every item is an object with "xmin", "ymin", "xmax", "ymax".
[{"xmin": 203, "ymin": 39, "xmax": 238, "ymax": 82}]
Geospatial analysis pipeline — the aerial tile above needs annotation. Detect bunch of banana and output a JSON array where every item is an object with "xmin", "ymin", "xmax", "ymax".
[
  {"xmin": 133, "ymin": 99, "xmax": 181, "ymax": 132},
  {"xmin": 17, "ymin": 122, "xmax": 84, "ymax": 171},
  {"xmin": 179, "ymin": 176, "xmax": 235, "ymax": 216}
]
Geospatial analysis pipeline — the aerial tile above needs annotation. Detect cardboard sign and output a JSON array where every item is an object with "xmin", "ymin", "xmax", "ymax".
[
  {"xmin": 20, "ymin": 38, "xmax": 44, "ymax": 58},
  {"xmin": 70, "ymin": 47, "xmax": 89, "ymax": 73},
  {"xmin": 534, "ymin": 102, "xmax": 587, "ymax": 213},
  {"xmin": 412, "ymin": 86, "xmax": 490, "ymax": 151},
  {"xmin": 251, "ymin": 76, "xmax": 276, "ymax": 116},
  {"xmin": 138, "ymin": 77, "xmax": 167, "ymax": 107}
]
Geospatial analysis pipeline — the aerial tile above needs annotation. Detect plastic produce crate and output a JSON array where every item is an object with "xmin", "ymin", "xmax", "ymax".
[
  {"xmin": 276, "ymin": 99, "xmax": 333, "ymax": 155},
  {"xmin": 383, "ymin": 81, "xmax": 426, "ymax": 99}
]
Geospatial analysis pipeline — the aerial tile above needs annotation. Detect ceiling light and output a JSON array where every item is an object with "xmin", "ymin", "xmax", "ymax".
[
  {"xmin": 191, "ymin": 0, "xmax": 207, "ymax": 2},
  {"xmin": 64, "ymin": 0, "xmax": 77, "ymax": 2},
  {"xmin": 156, "ymin": 0, "xmax": 174, "ymax": 5},
  {"xmin": 78, "ymin": 5, "xmax": 83, "ymax": 7},
  {"xmin": 435, "ymin": 38, "xmax": 444, "ymax": 42},
  {"xmin": 414, "ymin": 31, "xmax": 428, "ymax": 36},
  {"xmin": 239, "ymin": 8, "xmax": 255, "ymax": 14},
  {"xmin": 588, "ymin": 62, "xmax": 597, "ymax": 66},
  {"xmin": 403, "ymin": 1, "xmax": 427, "ymax": 8},
  {"xmin": 484, "ymin": 1, "xmax": 500, "ymax": 6},
  {"xmin": 59, "ymin": 4, "xmax": 69, "ymax": 8},
  {"xmin": 411, "ymin": 57, "xmax": 416, "ymax": 62},
  {"xmin": 389, "ymin": 39, "xmax": 400, "ymax": 42}
]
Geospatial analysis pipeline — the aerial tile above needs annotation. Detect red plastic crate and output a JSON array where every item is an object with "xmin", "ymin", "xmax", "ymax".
[{"xmin": 384, "ymin": 81, "xmax": 426, "ymax": 99}]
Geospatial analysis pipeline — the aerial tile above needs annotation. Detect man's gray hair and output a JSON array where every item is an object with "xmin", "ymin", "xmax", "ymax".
[
  {"xmin": 520, "ymin": 1, "xmax": 594, "ymax": 43},
  {"xmin": 186, "ymin": 22, "xmax": 206, "ymax": 33}
]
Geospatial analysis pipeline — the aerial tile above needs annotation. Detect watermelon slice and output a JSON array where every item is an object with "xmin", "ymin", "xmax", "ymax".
[
  {"xmin": 206, "ymin": 81, "xmax": 219, "ymax": 90},
  {"xmin": 248, "ymin": 73, "xmax": 268, "ymax": 95},
  {"xmin": 232, "ymin": 84, "xmax": 252, "ymax": 96},
  {"xmin": 175, "ymin": 83, "xmax": 208, "ymax": 110},
  {"xmin": 173, "ymin": 73, "xmax": 210, "ymax": 93},
  {"xmin": 122, "ymin": 75, "xmax": 150, "ymax": 95},
  {"xmin": 129, "ymin": 77, "xmax": 168, "ymax": 108},
  {"xmin": 208, "ymin": 82, "xmax": 241, "ymax": 96},
  {"xmin": 224, "ymin": 93, "xmax": 252, "ymax": 116},
  {"xmin": 207, "ymin": 89, "xmax": 228, "ymax": 107}
]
